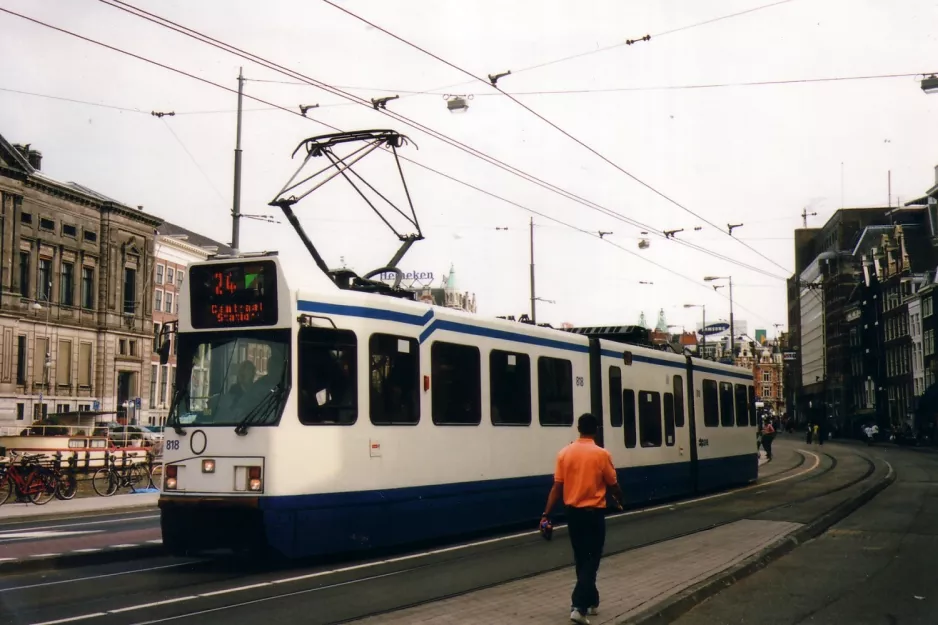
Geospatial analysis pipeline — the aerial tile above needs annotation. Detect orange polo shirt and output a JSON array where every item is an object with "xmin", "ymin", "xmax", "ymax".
[{"xmin": 553, "ymin": 437, "xmax": 618, "ymax": 509}]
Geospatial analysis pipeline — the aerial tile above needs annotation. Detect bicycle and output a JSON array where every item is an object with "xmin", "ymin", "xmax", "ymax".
[
  {"xmin": 0, "ymin": 452, "xmax": 57, "ymax": 505},
  {"xmin": 54, "ymin": 467, "xmax": 78, "ymax": 500},
  {"xmin": 91, "ymin": 455, "xmax": 149, "ymax": 497}
]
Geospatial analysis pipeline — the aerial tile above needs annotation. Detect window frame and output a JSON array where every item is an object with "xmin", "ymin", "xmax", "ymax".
[
  {"xmin": 431, "ymin": 341, "xmax": 482, "ymax": 426},
  {"xmin": 489, "ymin": 349, "xmax": 532, "ymax": 426},
  {"xmin": 663, "ymin": 392, "xmax": 676, "ymax": 446},
  {"xmin": 369, "ymin": 333, "xmax": 420, "ymax": 426},
  {"xmin": 297, "ymin": 327, "xmax": 358, "ymax": 426},
  {"xmin": 537, "ymin": 356, "xmax": 574, "ymax": 427},
  {"xmin": 623, "ymin": 388, "xmax": 637, "ymax": 448},
  {"xmin": 719, "ymin": 381, "xmax": 735, "ymax": 427},
  {"xmin": 673, "ymin": 374, "xmax": 685, "ymax": 427},
  {"xmin": 702, "ymin": 379, "xmax": 719, "ymax": 427},
  {"xmin": 608, "ymin": 366, "xmax": 623, "ymax": 427},
  {"xmin": 734, "ymin": 383, "xmax": 749, "ymax": 426},
  {"xmin": 638, "ymin": 390, "xmax": 663, "ymax": 447}
]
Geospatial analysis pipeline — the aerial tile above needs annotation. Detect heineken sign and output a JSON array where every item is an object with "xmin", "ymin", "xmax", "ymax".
[{"xmin": 699, "ymin": 322, "xmax": 730, "ymax": 336}]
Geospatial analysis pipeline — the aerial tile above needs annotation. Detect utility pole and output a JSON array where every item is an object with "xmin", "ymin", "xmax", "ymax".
[
  {"xmin": 529, "ymin": 217, "xmax": 536, "ymax": 324},
  {"xmin": 801, "ymin": 208, "xmax": 817, "ymax": 228},
  {"xmin": 231, "ymin": 67, "xmax": 244, "ymax": 253},
  {"xmin": 729, "ymin": 276, "xmax": 735, "ymax": 357}
]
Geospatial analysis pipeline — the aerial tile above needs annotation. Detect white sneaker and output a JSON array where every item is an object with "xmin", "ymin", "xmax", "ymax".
[
  {"xmin": 588, "ymin": 607, "xmax": 599, "ymax": 615},
  {"xmin": 570, "ymin": 609, "xmax": 591, "ymax": 624}
]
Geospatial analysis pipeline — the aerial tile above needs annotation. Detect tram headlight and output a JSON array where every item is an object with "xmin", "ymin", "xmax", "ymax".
[
  {"xmin": 248, "ymin": 466, "xmax": 262, "ymax": 492},
  {"xmin": 202, "ymin": 459, "xmax": 216, "ymax": 473},
  {"xmin": 165, "ymin": 465, "xmax": 178, "ymax": 490}
]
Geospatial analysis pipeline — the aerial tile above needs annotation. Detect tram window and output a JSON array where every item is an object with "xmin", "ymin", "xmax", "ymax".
[
  {"xmin": 369, "ymin": 334, "xmax": 419, "ymax": 426},
  {"xmin": 432, "ymin": 342, "xmax": 481, "ymax": 425},
  {"xmin": 673, "ymin": 374, "xmax": 685, "ymax": 427},
  {"xmin": 638, "ymin": 391, "xmax": 662, "ymax": 447},
  {"xmin": 663, "ymin": 392, "xmax": 676, "ymax": 446},
  {"xmin": 748, "ymin": 385, "xmax": 757, "ymax": 426},
  {"xmin": 609, "ymin": 366, "xmax": 623, "ymax": 427},
  {"xmin": 623, "ymin": 389, "xmax": 637, "ymax": 448},
  {"xmin": 719, "ymin": 381, "xmax": 735, "ymax": 427},
  {"xmin": 538, "ymin": 357, "xmax": 573, "ymax": 426},
  {"xmin": 702, "ymin": 379, "xmax": 719, "ymax": 427},
  {"xmin": 734, "ymin": 384, "xmax": 749, "ymax": 427},
  {"xmin": 298, "ymin": 328, "xmax": 357, "ymax": 425},
  {"xmin": 490, "ymin": 350, "xmax": 531, "ymax": 425}
]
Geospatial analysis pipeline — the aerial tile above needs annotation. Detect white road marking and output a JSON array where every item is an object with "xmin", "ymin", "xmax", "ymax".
[
  {"xmin": 0, "ymin": 530, "xmax": 103, "ymax": 542},
  {"xmin": 31, "ymin": 614, "xmax": 108, "ymax": 625},
  {"xmin": 70, "ymin": 549, "xmax": 102, "ymax": 553},
  {"xmin": 110, "ymin": 544, "xmax": 138, "ymax": 548},
  {"xmin": 0, "ymin": 514, "xmax": 160, "ymax": 532},
  {"xmin": 147, "ymin": 539, "xmax": 163, "ymax": 544},
  {"xmin": 0, "ymin": 562, "xmax": 196, "ymax": 593},
  {"xmin": 30, "ymin": 553, "xmax": 61, "ymax": 558},
  {"xmin": 26, "ymin": 451, "xmax": 825, "ymax": 625}
]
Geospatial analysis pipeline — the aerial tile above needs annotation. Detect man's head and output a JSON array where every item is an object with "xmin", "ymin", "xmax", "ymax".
[
  {"xmin": 236, "ymin": 360, "xmax": 256, "ymax": 389},
  {"xmin": 577, "ymin": 413, "xmax": 598, "ymax": 437}
]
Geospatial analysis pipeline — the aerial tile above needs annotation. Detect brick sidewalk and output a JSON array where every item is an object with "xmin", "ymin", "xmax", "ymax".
[{"xmin": 352, "ymin": 519, "xmax": 802, "ymax": 624}]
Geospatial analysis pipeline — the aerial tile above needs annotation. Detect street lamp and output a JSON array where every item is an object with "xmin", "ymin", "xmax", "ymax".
[
  {"xmin": 31, "ymin": 292, "xmax": 52, "ymax": 420},
  {"xmin": 922, "ymin": 74, "xmax": 938, "ymax": 94},
  {"xmin": 684, "ymin": 303, "xmax": 706, "ymax": 358},
  {"xmin": 704, "ymin": 276, "xmax": 734, "ymax": 356}
]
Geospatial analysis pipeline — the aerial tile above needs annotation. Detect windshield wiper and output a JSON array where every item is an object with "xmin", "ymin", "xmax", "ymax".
[{"xmin": 234, "ymin": 383, "xmax": 287, "ymax": 436}]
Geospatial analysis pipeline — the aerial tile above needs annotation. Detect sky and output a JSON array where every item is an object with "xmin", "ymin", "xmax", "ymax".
[{"xmin": 1, "ymin": 0, "xmax": 936, "ymax": 337}]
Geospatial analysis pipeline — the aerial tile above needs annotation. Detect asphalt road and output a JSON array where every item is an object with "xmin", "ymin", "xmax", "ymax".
[
  {"xmin": 0, "ymin": 510, "xmax": 159, "ymax": 560},
  {"xmin": 672, "ymin": 442, "xmax": 938, "ymax": 625},
  {"xmin": 0, "ymin": 439, "xmax": 886, "ymax": 625}
]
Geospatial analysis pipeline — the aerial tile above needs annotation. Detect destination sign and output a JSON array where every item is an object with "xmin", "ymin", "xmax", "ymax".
[{"xmin": 189, "ymin": 261, "xmax": 278, "ymax": 329}]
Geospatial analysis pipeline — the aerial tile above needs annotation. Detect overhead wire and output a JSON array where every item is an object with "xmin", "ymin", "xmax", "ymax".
[
  {"xmin": 0, "ymin": 6, "xmax": 778, "ymax": 323},
  {"xmin": 159, "ymin": 117, "xmax": 228, "ymax": 206},
  {"xmin": 93, "ymin": 0, "xmax": 787, "ymax": 281},
  {"xmin": 0, "ymin": 86, "xmax": 146, "ymax": 113},
  {"xmin": 322, "ymin": 0, "xmax": 792, "ymax": 277}
]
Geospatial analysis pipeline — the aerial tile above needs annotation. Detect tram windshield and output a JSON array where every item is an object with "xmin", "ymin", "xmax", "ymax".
[{"xmin": 170, "ymin": 329, "xmax": 290, "ymax": 427}]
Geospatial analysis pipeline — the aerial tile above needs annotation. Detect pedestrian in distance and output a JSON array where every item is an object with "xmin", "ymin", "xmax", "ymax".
[
  {"xmin": 813, "ymin": 423, "xmax": 820, "ymax": 447},
  {"xmin": 761, "ymin": 418, "xmax": 775, "ymax": 461},
  {"xmin": 542, "ymin": 413, "xmax": 625, "ymax": 625},
  {"xmin": 806, "ymin": 422, "xmax": 813, "ymax": 445}
]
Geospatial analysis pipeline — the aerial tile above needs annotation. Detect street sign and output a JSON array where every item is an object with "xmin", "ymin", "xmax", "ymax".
[
  {"xmin": 135, "ymin": 397, "xmax": 142, "ymax": 410},
  {"xmin": 92, "ymin": 400, "xmax": 100, "ymax": 411},
  {"xmin": 700, "ymin": 322, "xmax": 730, "ymax": 336},
  {"xmin": 783, "ymin": 351, "xmax": 797, "ymax": 361}
]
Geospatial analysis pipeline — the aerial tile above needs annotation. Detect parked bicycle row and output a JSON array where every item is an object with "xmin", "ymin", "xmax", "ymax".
[{"xmin": 0, "ymin": 451, "xmax": 162, "ymax": 505}]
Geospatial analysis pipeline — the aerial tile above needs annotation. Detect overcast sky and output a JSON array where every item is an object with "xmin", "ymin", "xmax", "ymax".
[{"xmin": 2, "ymin": 0, "xmax": 937, "ymax": 336}]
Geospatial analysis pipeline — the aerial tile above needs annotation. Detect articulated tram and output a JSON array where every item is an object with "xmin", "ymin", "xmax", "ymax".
[{"xmin": 158, "ymin": 253, "xmax": 757, "ymax": 558}]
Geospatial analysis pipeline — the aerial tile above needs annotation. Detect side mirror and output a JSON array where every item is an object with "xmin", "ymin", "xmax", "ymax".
[{"xmin": 158, "ymin": 340, "xmax": 171, "ymax": 365}]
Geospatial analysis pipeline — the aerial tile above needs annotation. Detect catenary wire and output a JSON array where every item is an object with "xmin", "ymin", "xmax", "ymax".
[
  {"xmin": 322, "ymin": 0, "xmax": 792, "ymax": 277},
  {"xmin": 95, "ymin": 0, "xmax": 788, "ymax": 281},
  {"xmin": 0, "ymin": 6, "xmax": 778, "ymax": 323}
]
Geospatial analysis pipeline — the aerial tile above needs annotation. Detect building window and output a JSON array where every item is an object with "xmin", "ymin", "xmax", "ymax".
[
  {"xmin": 369, "ymin": 334, "xmax": 420, "ymax": 425},
  {"xmin": 16, "ymin": 403, "xmax": 24, "ymax": 421},
  {"xmin": 60, "ymin": 261, "xmax": 74, "ymax": 306},
  {"xmin": 155, "ymin": 290, "xmax": 163, "ymax": 313},
  {"xmin": 702, "ymin": 379, "xmax": 719, "ymax": 427},
  {"xmin": 638, "ymin": 390, "xmax": 662, "ymax": 447},
  {"xmin": 673, "ymin": 375, "xmax": 685, "ymax": 427},
  {"xmin": 35, "ymin": 337, "xmax": 49, "ymax": 385},
  {"xmin": 153, "ymin": 323, "xmax": 161, "ymax": 352},
  {"xmin": 38, "ymin": 258, "xmax": 51, "ymax": 301},
  {"xmin": 155, "ymin": 265, "xmax": 164, "ymax": 285},
  {"xmin": 167, "ymin": 267, "xmax": 175, "ymax": 284},
  {"xmin": 56, "ymin": 340, "xmax": 71, "ymax": 386},
  {"xmin": 925, "ymin": 298, "xmax": 934, "ymax": 318},
  {"xmin": 62, "ymin": 223, "xmax": 77, "ymax": 237},
  {"xmin": 719, "ymin": 381, "xmax": 735, "ymax": 427},
  {"xmin": 81, "ymin": 266, "xmax": 94, "ymax": 309},
  {"xmin": 165, "ymin": 292, "xmax": 174, "ymax": 313},
  {"xmin": 608, "ymin": 366, "xmax": 623, "ymax": 427},
  {"xmin": 296, "ymin": 328, "xmax": 357, "ymax": 425},
  {"xmin": 119, "ymin": 339, "xmax": 127, "ymax": 356},
  {"xmin": 149, "ymin": 364, "xmax": 157, "ymax": 408},
  {"xmin": 489, "ymin": 350, "xmax": 531, "ymax": 426},
  {"xmin": 623, "ymin": 389, "xmax": 637, "ymax": 448},
  {"xmin": 431, "ymin": 341, "xmax": 480, "ymax": 425},
  {"xmin": 78, "ymin": 342, "xmax": 92, "ymax": 387},
  {"xmin": 159, "ymin": 363, "xmax": 168, "ymax": 405},
  {"xmin": 763, "ymin": 384, "xmax": 772, "ymax": 398},
  {"xmin": 762, "ymin": 371, "xmax": 771, "ymax": 382},
  {"xmin": 20, "ymin": 212, "xmax": 32, "ymax": 225},
  {"xmin": 129, "ymin": 340, "xmax": 136, "ymax": 357},
  {"xmin": 123, "ymin": 268, "xmax": 136, "ymax": 314},
  {"xmin": 39, "ymin": 217, "xmax": 55, "ymax": 232},
  {"xmin": 748, "ymin": 386, "xmax": 756, "ymax": 425},
  {"xmin": 537, "ymin": 357, "xmax": 573, "ymax": 426},
  {"xmin": 83, "ymin": 230, "xmax": 97, "ymax": 243},
  {"xmin": 16, "ymin": 335, "xmax": 26, "ymax": 385},
  {"xmin": 18, "ymin": 250, "xmax": 30, "ymax": 297}
]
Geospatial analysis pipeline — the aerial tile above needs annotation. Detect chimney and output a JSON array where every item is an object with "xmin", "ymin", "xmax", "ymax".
[{"xmin": 27, "ymin": 149, "xmax": 41, "ymax": 171}]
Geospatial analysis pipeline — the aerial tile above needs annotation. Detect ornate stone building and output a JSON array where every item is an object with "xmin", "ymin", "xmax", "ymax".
[{"xmin": 0, "ymin": 135, "xmax": 160, "ymax": 426}]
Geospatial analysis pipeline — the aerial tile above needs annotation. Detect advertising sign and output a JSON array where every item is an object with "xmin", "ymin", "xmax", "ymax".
[{"xmin": 700, "ymin": 322, "xmax": 730, "ymax": 336}]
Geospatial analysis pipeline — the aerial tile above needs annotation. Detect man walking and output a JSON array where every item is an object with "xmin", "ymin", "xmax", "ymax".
[{"xmin": 543, "ymin": 413, "xmax": 624, "ymax": 624}]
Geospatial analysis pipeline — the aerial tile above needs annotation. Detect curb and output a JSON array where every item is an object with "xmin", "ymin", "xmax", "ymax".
[
  {"xmin": 0, "ymin": 501, "xmax": 159, "ymax": 526},
  {"xmin": 0, "ymin": 543, "xmax": 165, "ymax": 575},
  {"xmin": 619, "ymin": 461, "xmax": 897, "ymax": 625}
]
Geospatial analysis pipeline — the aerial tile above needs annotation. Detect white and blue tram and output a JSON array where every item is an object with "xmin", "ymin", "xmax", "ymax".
[{"xmin": 159, "ymin": 253, "xmax": 757, "ymax": 557}]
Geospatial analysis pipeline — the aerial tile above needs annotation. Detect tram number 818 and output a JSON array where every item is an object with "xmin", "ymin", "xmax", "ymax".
[{"xmin": 575, "ymin": 376, "xmax": 584, "ymax": 387}]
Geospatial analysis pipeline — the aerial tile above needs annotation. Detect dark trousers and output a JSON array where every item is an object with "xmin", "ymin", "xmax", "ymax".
[
  {"xmin": 566, "ymin": 506, "xmax": 606, "ymax": 612},
  {"xmin": 762, "ymin": 433, "xmax": 774, "ymax": 459}
]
